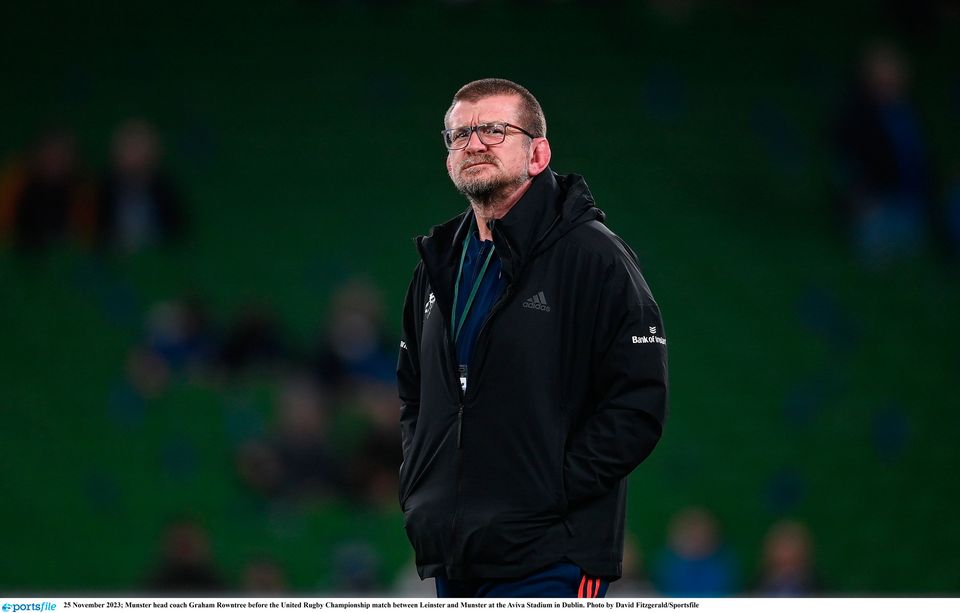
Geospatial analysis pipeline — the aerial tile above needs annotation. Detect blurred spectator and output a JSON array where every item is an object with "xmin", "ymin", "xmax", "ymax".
[
  {"xmin": 125, "ymin": 345, "xmax": 171, "ymax": 399},
  {"xmin": 654, "ymin": 506, "xmax": 738, "ymax": 596},
  {"xmin": 10, "ymin": 128, "xmax": 94, "ymax": 251},
  {"xmin": 96, "ymin": 119, "xmax": 186, "ymax": 252},
  {"xmin": 145, "ymin": 298, "xmax": 216, "ymax": 376},
  {"xmin": 314, "ymin": 279, "xmax": 396, "ymax": 389},
  {"xmin": 752, "ymin": 519, "xmax": 821, "ymax": 596},
  {"xmin": 236, "ymin": 375, "xmax": 344, "ymax": 500},
  {"xmin": 344, "ymin": 380, "xmax": 402, "ymax": 507},
  {"xmin": 329, "ymin": 541, "xmax": 384, "ymax": 595},
  {"xmin": 606, "ymin": 532, "xmax": 656, "ymax": 596},
  {"xmin": 147, "ymin": 518, "xmax": 226, "ymax": 593},
  {"xmin": 833, "ymin": 42, "xmax": 937, "ymax": 264},
  {"xmin": 242, "ymin": 557, "xmax": 288, "ymax": 593},
  {"xmin": 219, "ymin": 304, "xmax": 289, "ymax": 377}
]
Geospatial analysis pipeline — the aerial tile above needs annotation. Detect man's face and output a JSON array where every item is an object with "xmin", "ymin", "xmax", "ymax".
[{"xmin": 445, "ymin": 94, "xmax": 533, "ymax": 204}]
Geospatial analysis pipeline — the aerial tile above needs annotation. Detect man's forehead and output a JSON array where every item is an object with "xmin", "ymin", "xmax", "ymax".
[{"xmin": 447, "ymin": 94, "xmax": 522, "ymax": 126}]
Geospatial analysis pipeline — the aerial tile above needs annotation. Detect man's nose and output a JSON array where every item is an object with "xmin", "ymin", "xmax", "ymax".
[{"xmin": 464, "ymin": 129, "xmax": 488, "ymax": 153}]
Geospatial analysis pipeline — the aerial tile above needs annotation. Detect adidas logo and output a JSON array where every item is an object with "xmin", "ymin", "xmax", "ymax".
[{"xmin": 522, "ymin": 291, "xmax": 551, "ymax": 312}]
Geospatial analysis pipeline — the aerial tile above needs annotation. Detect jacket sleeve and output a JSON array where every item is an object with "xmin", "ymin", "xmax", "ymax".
[
  {"xmin": 397, "ymin": 263, "xmax": 423, "ymax": 466},
  {"xmin": 563, "ymin": 248, "xmax": 668, "ymax": 507}
]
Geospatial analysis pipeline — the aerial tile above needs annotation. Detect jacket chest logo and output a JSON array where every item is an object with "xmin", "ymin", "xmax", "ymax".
[
  {"xmin": 424, "ymin": 292, "xmax": 436, "ymax": 320},
  {"xmin": 522, "ymin": 291, "xmax": 551, "ymax": 312}
]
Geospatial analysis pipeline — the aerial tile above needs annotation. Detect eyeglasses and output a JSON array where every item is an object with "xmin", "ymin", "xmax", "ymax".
[{"xmin": 441, "ymin": 122, "xmax": 535, "ymax": 150}]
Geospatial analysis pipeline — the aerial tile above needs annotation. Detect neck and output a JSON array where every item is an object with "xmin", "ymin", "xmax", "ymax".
[{"xmin": 470, "ymin": 179, "xmax": 533, "ymax": 241}]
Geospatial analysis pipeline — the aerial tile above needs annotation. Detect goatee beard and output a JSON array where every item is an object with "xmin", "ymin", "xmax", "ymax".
[
  {"xmin": 460, "ymin": 174, "xmax": 527, "ymax": 209},
  {"xmin": 454, "ymin": 157, "xmax": 528, "ymax": 209}
]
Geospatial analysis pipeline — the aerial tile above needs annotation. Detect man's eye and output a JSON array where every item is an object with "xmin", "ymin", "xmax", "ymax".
[
  {"xmin": 452, "ymin": 128, "xmax": 472, "ymax": 141},
  {"xmin": 480, "ymin": 124, "xmax": 505, "ymax": 136}
]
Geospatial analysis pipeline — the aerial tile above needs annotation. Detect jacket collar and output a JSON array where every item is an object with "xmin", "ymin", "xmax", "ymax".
[
  {"xmin": 415, "ymin": 167, "xmax": 606, "ymax": 328},
  {"xmin": 486, "ymin": 169, "xmax": 562, "ymax": 281},
  {"xmin": 416, "ymin": 168, "xmax": 562, "ymax": 286}
]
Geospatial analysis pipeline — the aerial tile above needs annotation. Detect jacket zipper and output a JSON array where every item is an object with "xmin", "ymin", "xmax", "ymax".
[
  {"xmin": 439, "ymin": 317, "xmax": 465, "ymax": 446},
  {"xmin": 447, "ymin": 292, "xmax": 512, "ymax": 573},
  {"xmin": 463, "ymin": 222, "xmax": 518, "ymax": 404},
  {"xmin": 447, "ymin": 224, "xmax": 517, "ymax": 572}
]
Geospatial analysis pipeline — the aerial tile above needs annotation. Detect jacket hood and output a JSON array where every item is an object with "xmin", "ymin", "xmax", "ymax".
[{"xmin": 417, "ymin": 168, "xmax": 605, "ymax": 285}]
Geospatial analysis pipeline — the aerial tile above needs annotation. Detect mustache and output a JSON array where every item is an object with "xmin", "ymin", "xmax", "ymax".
[{"xmin": 459, "ymin": 155, "xmax": 500, "ymax": 171}]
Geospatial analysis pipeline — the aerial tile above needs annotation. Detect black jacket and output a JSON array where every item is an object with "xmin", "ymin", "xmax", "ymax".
[{"xmin": 398, "ymin": 169, "xmax": 668, "ymax": 581}]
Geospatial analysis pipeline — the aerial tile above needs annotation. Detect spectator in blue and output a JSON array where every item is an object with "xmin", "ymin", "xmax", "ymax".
[
  {"xmin": 145, "ymin": 298, "xmax": 216, "ymax": 375},
  {"xmin": 314, "ymin": 279, "xmax": 396, "ymax": 389},
  {"xmin": 96, "ymin": 119, "xmax": 185, "ymax": 252},
  {"xmin": 833, "ymin": 42, "xmax": 937, "ymax": 264},
  {"xmin": 654, "ymin": 506, "xmax": 738, "ymax": 596}
]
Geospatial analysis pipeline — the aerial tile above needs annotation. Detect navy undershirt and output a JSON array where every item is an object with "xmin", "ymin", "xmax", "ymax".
[{"xmin": 454, "ymin": 230, "xmax": 507, "ymax": 385}]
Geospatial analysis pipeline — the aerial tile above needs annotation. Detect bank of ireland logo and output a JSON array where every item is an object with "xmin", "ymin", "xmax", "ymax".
[
  {"xmin": 633, "ymin": 327, "xmax": 666, "ymax": 345},
  {"xmin": 424, "ymin": 292, "xmax": 436, "ymax": 320}
]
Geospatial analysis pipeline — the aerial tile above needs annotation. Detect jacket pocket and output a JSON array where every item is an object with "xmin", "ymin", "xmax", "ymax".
[{"xmin": 403, "ymin": 497, "xmax": 447, "ymax": 567}]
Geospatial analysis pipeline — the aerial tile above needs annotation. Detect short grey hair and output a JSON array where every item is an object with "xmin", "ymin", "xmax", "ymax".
[{"xmin": 444, "ymin": 78, "xmax": 547, "ymax": 138}]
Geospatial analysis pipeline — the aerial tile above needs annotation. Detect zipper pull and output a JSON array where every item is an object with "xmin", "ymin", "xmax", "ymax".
[{"xmin": 457, "ymin": 404, "xmax": 464, "ymax": 448}]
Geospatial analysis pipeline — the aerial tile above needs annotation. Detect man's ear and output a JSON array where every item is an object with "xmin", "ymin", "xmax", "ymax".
[
  {"xmin": 528, "ymin": 138, "xmax": 551, "ymax": 176},
  {"xmin": 446, "ymin": 156, "xmax": 454, "ymax": 175}
]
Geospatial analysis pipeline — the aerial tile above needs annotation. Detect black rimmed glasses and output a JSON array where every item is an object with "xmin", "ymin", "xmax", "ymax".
[{"xmin": 441, "ymin": 122, "xmax": 535, "ymax": 150}]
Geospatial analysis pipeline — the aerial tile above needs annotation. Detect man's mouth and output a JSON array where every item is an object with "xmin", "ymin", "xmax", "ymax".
[{"xmin": 462, "ymin": 159, "xmax": 496, "ymax": 171}]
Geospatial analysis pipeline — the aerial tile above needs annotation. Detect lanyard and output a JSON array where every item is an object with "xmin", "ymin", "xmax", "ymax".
[{"xmin": 452, "ymin": 233, "xmax": 496, "ymax": 343}]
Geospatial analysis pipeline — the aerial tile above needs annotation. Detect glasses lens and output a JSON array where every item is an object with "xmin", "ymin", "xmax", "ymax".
[
  {"xmin": 477, "ymin": 123, "xmax": 506, "ymax": 145},
  {"xmin": 444, "ymin": 127, "xmax": 472, "ymax": 150}
]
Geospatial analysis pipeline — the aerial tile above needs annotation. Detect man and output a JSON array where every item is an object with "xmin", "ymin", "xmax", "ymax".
[{"xmin": 397, "ymin": 78, "xmax": 668, "ymax": 598}]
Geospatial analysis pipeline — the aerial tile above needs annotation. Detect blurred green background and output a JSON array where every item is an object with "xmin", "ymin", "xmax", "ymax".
[{"xmin": 1, "ymin": 0, "xmax": 959, "ymax": 596}]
